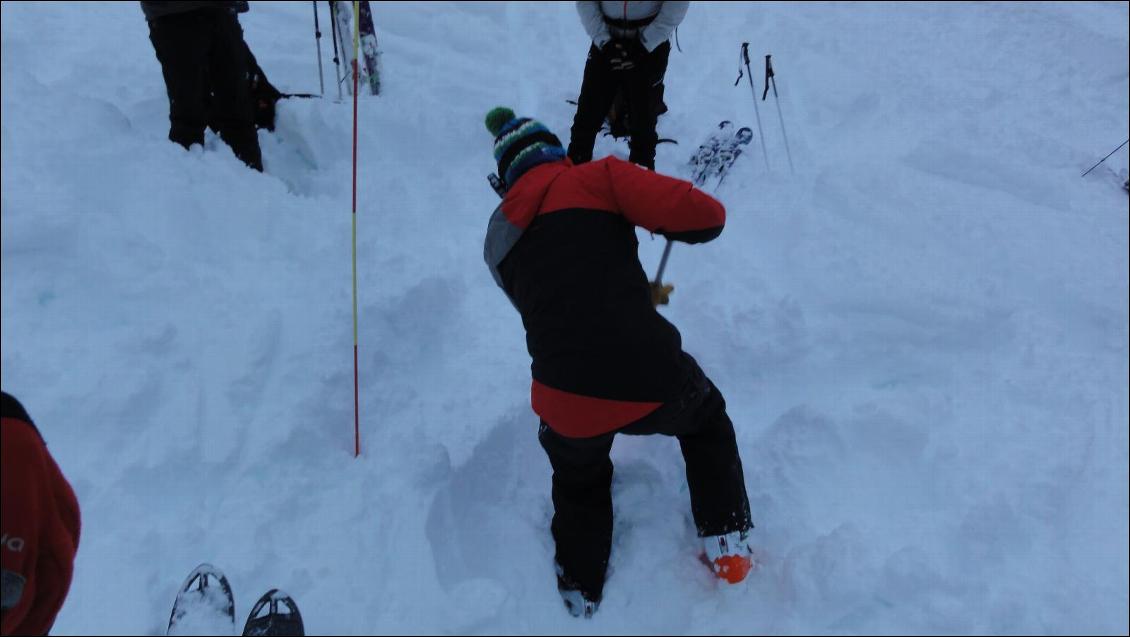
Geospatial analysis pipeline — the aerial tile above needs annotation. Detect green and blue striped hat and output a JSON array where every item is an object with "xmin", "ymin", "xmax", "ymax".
[{"xmin": 485, "ymin": 106, "xmax": 567, "ymax": 187}]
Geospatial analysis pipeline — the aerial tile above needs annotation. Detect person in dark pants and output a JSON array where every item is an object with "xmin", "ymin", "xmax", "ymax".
[
  {"xmin": 141, "ymin": 1, "xmax": 263, "ymax": 171},
  {"xmin": 568, "ymin": 1, "xmax": 689, "ymax": 170},
  {"xmin": 483, "ymin": 107, "xmax": 754, "ymax": 618},
  {"xmin": 538, "ymin": 359, "xmax": 754, "ymax": 612}
]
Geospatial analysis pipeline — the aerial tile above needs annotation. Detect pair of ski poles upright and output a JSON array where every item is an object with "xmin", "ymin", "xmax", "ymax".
[{"xmin": 653, "ymin": 43, "xmax": 797, "ymax": 305}]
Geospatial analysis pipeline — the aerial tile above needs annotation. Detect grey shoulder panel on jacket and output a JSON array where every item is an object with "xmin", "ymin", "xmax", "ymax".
[{"xmin": 484, "ymin": 204, "xmax": 526, "ymax": 312}]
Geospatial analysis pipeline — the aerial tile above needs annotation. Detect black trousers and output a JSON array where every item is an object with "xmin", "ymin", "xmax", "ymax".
[
  {"xmin": 538, "ymin": 356, "xmax": 752, "ymax": 601},
  {"xmin": 567, "ymin": 41, "xmax": 671, "ymax": 170},
  {"xmin": 147, "ymin": 8, "xmax": 263, "ymax": 171}
]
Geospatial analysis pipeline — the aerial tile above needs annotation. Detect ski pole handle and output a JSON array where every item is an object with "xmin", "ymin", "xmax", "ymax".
[{"xmin": 762, "ymin": 55, "xmax": 772, "ymax": 100}]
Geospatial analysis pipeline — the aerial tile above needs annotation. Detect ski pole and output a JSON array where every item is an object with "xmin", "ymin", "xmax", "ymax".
[
  {"xmin": 351, "ymin": 0, "xmax": 361, "ymax": 457},
  {"xmin": 312, "ymin": 1, "xmax": 325, "ymax": 96},
  {"xmin": 763, "ymin": 55, "xmax": 795, "ymax": 174},
  {"xmin": 1081, "ymin": 139, "xmax": 1129, "ymax": 177},
  {"xmin": 736, "ymin": 42, "xmax": 770, "ymax": 171},
  {"xmin": 328, "ymin": 0, "xmax": 344, "ymax": 101}
]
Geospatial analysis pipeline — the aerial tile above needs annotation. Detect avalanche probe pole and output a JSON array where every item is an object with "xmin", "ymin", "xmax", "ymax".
[{"xmin": 351, "ymin": 0, "xmax": 361, "ymax": 457}]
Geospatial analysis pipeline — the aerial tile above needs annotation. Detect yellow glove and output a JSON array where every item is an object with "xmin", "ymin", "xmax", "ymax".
[{"xmin": 650, "ymin": 281, "xmax": 675, "ymax": 307}]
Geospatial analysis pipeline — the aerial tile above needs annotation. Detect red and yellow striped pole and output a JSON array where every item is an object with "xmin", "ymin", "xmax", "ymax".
[{"xmin": 351, "ymin": 0, "xmax": 361, "ymax": 457}]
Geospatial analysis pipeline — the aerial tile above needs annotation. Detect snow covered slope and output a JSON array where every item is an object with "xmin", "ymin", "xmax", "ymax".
[{"xmin": 2, "ymin": 1, "xmax": 1127, "ymax": 634}]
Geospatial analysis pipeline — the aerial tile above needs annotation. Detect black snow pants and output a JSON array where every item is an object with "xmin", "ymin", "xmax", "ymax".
[
  {"xmin": 538, "ymin": 355, "xmax": 752, "ymax": 602},
  {"xmin": 147, "ymin": 7, "xmax": 263, "ymax": 171},
  {"xmin": 567, "ymin": 40, "xmax": 671, "ymax": 170}
]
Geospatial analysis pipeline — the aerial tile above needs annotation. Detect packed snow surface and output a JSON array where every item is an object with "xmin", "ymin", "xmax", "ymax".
[{"xmin": 2, "ymin": 2, "xmax": 1127, "ymax": 634}]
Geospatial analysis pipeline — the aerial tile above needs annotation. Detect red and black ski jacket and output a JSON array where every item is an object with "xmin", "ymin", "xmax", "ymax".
[
  {"xmin": 485, "ymin": 157, "xmax": 725, "ymax": 438},
  {"xmin": 1, "ymin": 392, "xmax": 81, "ymax": 637}
]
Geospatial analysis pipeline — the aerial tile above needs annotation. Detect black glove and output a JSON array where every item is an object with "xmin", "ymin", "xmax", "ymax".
[
  {"xmin": 621, "ymin": 37, "xmax": 649, "ymax": 65},
  {"xmin": 600, "ymin": 39, "xmax": 637, "ymax": 71}
]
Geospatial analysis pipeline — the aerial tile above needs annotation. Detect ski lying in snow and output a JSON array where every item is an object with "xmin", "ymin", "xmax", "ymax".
[
  {"xmin": 242, "ymin": 589, "xmax": 305, "ymax": 636},
  {"xmin": 168, "ymin": 564, "xmax": 236, "ymax": 636},
  {"xmin": 687, "ymin": 120, "xmax": 753, "ymax": 187},
  {"xmin": 167, "ymin": 564, "xmax": 305, "ymax": 636}
]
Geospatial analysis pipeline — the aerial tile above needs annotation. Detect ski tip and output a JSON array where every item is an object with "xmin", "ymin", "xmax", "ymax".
[
  {"xmin": 247, "ymin": 588, "xmax": 302, "ymax": 610},
  {"xmin": 169, "ymin": 564, "xmax": 235, "ymax": 636},
  {"xmin": 244, "ymin": 589, "xmax": 304, "ymax": 637},
  {"xmin": 180, "ymin": 563, "xmax": 228, "ymax": 590}
]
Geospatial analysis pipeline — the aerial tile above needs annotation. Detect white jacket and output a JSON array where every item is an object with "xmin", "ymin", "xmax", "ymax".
[{"xmin": 576, "ymin": 1, "xmax": 690, "ymax": 52}]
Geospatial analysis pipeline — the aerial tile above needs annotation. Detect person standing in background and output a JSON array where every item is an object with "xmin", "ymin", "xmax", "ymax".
[
  {"xmin": 141, "ymin": 1, "xmax": 264, "ymax": 171},
  {"xmin": 568, "ymin": 1, "xmax": 689, "ymax": 170}
]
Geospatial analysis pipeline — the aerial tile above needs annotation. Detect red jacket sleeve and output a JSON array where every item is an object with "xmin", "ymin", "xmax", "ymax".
[
  {"xmin": 1, "ymin": 405, "xmax": 81, "ymax": 637},
  {"xmin": 602, "ymin": 157, "xmax": 725, "ymax": 243}
]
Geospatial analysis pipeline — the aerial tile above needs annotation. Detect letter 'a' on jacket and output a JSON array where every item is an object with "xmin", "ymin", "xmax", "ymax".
[
  {"xmin": 484, "ymin": 157, "xmax": 724, "ymax": 438},
  {"xmin": 1, "ymin": 391, "xmax": 81, "ymax": 637}
]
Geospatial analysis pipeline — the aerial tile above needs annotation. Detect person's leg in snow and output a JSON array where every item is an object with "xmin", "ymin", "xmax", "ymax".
[
  {"xmin": 204, "ymin": 10, "xmax": 262, "ymax": 171},
  {"xmin": 147, "ymin": 10, "xmax": 212, "ymax": 151},
  {"xmin": 567, "ymin": 44, "xmax": 621, "ymax": 167},
  {"xmin": 538, "ymin": 422, "xmax": 613, "ymax": 617},
  {"xmin": 620, "ymin": 40, "xmax": 670, "ymax": 170},
  {"xmin": 147, "ymin": 8, "xmax": 262, "ymax": 171},
  {"xmin": 538, "ymin": 357, "xmax": 754, "ymax": 618},
  {"xmin": 204, "ymin": 32, "xmax": 283, "ymax": 135},
  {"xmin": 620, "ymin": 357, "xmax": 754, "ymax": 583}
]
